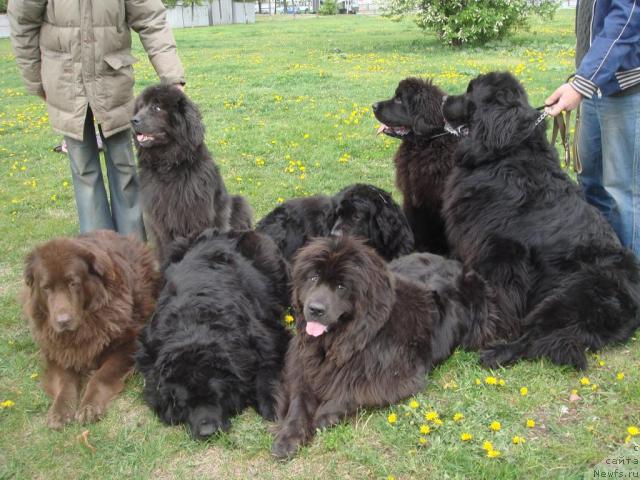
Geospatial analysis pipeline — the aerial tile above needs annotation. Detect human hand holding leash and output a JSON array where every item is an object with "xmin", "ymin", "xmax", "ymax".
[{"xmin": 545, "ymin": 83, "xmax": 583, "ymax": 117}]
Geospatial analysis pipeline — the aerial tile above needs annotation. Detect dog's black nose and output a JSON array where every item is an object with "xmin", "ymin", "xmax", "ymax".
[
  {"xmin": 131, "ymin": 116, "xmax": 140, "ymax": 126},
  {"xmin": 372, "ymin": 102, "xmax": 380, "ymax": 113},
  {"xmin": 308, "ymin": 303, "xmax": 326, "ymax": 317}
]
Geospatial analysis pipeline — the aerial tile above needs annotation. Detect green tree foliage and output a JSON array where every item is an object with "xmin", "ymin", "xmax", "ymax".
[
  {"xmin": 319, "ymin": 0, "xmax": 338, "ymax": 15},
  {"xmin": 385, "ymin": 0, "xmax": 559, "ymax": 46}
]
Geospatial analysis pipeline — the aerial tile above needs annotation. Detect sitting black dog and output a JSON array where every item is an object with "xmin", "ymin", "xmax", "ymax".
[
  {"xmin": 135, "ymin": 229, "xmax": 291, "ymax": 438},
  {"xmin": 373, "ymin": 78, "xmax": 459, "ymax": 254},
  {"xmin": 442, "ymin": 71, "xmax": 640, "ymax": 369},
  {"xmin": 256, "ymin": 183, "xmax": 414, "ymax": 262}
]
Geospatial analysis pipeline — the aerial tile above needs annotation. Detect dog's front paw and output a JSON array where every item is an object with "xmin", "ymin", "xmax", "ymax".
[
  {"xmin": 479, "ymin": 344, "xmax": 519, "ymax": 369},
  {"xmin": 272, "ymin": 432, "xmax": 303, "ymax": 460},
  {"xmin": 75, "ymin": 403, "xmax": 105, "ymax": 424},
  {"xmin": 47, "ymin": 409, "xmax": 74, "ymax": 430},
  {"xmin": 313, "ymin": 412, "xmax": 341, "ymax": 430}
]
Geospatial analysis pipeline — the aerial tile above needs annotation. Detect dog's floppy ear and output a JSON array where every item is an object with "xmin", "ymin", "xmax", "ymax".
[
  {"xmin": 411, "ymin": 90, "xmax": 446, "ymax": 136},
  {"xmin": 472, "ymin": 83, "xmax": 539, "ymax": 153},
  {"xmin": 174, "ymin": 93, "xmax": 205, "ymax": 148},
  {"xmin": 370, "ymin": 198, "xmax": 415, "ymax": 260},
  {"xmin": 328, "ymin": 248, "xmax": 395, "ymax": 367}
]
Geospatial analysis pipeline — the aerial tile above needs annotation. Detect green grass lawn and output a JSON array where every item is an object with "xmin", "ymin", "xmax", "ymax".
[{"xmin": 1, "ymin": 11, "xmax": 639, "ymax": 480}]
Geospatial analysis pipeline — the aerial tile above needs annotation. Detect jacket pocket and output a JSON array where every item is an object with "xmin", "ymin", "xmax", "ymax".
[
  {"xmin": 103, "ymin": 51, "xmax": 139, "ymax": 71},
  {"xmin": 41, "ymin": 50, "xmax": 73, "ymax": 110}
]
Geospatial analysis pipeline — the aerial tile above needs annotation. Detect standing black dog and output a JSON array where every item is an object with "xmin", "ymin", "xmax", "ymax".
[
  {"xmin": 135, "ymin": 229, "xmax": 290, "ymax": 438},
  {"xmin": 132, "ymin": 85, "xmax": 252, "ymax": 261},
  {"xmin": 256, "ymin": 184, "xmax": 414, "ymax": 263},
  {"xmin": 373, "ymin": 78, "xmax": 459, "ymax": 254},
  {"xmin": 442, "ymin": 71, "xmax": 640, "ymax": 370}
]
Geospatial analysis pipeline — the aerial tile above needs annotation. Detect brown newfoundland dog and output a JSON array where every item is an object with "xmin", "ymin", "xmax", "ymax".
[
  {"xmin": 373, "ymin": 77, "xmax": 459, "ymax": 254},
  {"xmin": 272, "ymin": 236, "xmax": 495, "ymax": 458},
  {"xmin": 22, "ymin": 230, "xmax": 159, "ymax": 428},
  {"xmin": 132, "ymin": 84, "xmax": 252, "ymax": 262}
]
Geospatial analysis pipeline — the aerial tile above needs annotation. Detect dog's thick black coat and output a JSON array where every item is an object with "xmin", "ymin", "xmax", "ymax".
[
  {"xmin": 135, "ymin": 229, "xmax": 290, "ymax": 438},
  {"xmin": 373, "ymin": 78, "xmax": 459, "ymax": 254},
  {"xmin": 132, "ymin": 85, "xmax": 252, "ymax": 261},
  {"xmin": 256, "ymin": 184, "xmax": 413, "ymax": 262},
  {"xmin": 272, "ymin": 237, "xmax": 492, "ymax": 458},
  {"xmin": 442, "ymin": 71, "xmax": 640, "ymax": 370}
]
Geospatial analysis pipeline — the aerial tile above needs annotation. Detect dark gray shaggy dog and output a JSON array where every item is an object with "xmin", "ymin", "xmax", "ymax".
[
  {"xmin": 135, "ymin": 228, "xmax": 290, "ymax": 439},
  {"xmin": 272, "ymin": 237, "xmax": 496, "ymax": 458},
  {"xmin": 442, "ymin": 71, "xmax": 640, "ymax": 370},
  {"xmin": 132, "ymin": 85, "xmax": 252, "ymax": 261}
]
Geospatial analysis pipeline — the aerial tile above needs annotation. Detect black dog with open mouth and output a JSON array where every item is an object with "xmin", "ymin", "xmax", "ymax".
[
  {"xmin": 373, "ymin": 78, "xmax": 459, "ymax": 254},
  {"xmin": 441, "ymin": 71, "xmax": 640, "ymax": 370}
]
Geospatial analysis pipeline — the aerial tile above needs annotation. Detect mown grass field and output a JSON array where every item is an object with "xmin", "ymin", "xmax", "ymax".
[{"xmin": 1, "ymin": 10, "xmax": 639, "ymax": 480}]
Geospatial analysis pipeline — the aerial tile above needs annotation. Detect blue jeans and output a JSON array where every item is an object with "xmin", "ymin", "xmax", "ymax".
[
  {"xmin": 64, "ymin": 107, "xmax": 146, "ymax": 240},
  {"xmin": 577, "ymin": 91, "xmax": 640, "ymax": 256}
]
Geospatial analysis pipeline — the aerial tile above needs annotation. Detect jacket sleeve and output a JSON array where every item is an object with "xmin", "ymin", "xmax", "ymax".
[
  {"xmin": 8, "ymin": 0, "xmax": 47, "ymax": 98},
  {"xmin": 574, "ymin": 0, "xmax": 640, "ymax": 97},
  {"xmin": 125, "ymin": 0, "xmax": 186, "ymax": 85}
]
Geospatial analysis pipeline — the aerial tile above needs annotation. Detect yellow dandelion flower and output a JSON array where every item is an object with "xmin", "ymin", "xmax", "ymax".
[
  {"xmin": 284, "ymin": 314, "xmax": 294, "ymax": 324},
  {"xmin": 591, "ymin": 384, "xmax": 599, "ymax": 391},
  {"xmin": 434, "ymin": 418, "xmax": 443, "ymax": 426},
  {"xmin": 485, "ymin": 376, "xmax": 497, "ymax": 385},
  {"xmin": 418, "ymin": 437, "xmax": 427, "ymax": 446},
  {"xmin": 487, "ymin": 449, "xmax": 501, "ymax": 458},
  {"xmin": 498, "ymin": 379, "xmax": 506, "ymax": 386},
  {"xmin": 453, "ymin": 412, "xmax": 464, "ymax": 422},
  {"xmin": 387, "ymin": 413, "xmax": 397, "ymax": 424},
  {"xmin": 424, "ymin": 411, "xmax": 439, "ymax": 421},
  {"xmin": 512, "ymin": 436, "xmax": 526, "ymax": 445},
  {"xmin": 598, "ymin": 360, "xmax": 606, "ymax": 367},
  {"xmin": 520, "ymin": 387, "xmax": 528, "ymax": 396},
  {"xmin": 277, "ymin": 197, "xmax": 285, "ymax": 203},
  {"xmin": 616, "ymin": 372, "xmax": 625, "ymax": 381},
  {"xmin": 526, "ymin": 419, "xmax": 535, "ymax": 428},
  {"xmin": 628, "ymin": 426, "xmax": 639, "ymax": 436},
  {"xmin": 571, "ymin": 389, "xmax": 578, "ymax": 395},
  {"xmin": 482, "ymin": 440, "xmax": 494, "ymax": 451},
  {"xmin": 303, "ymin": 133, "xmax": 310, "ymax": 139},
  {"xmin": 580, "ymin": 377, "xmax": 590, "ymax": 386},
  {"xmin": 490, "ymin": 421, "xmax": 501, "ymax": 432},
  {"xmin": 0, "ymin": 400, "xmax": 15, "ymax": 409},
  {"xmin": 475, "ymin": 378, "xmax": 482, "ymax": 385},
  {"xmin": 419, "ymin": 424, "xmax": 431, "ymax": 435},
  {"xmin": 409, "ymin": 400, "xmax": 419, "ymax": 409},
  {"xmin": 460, "ymin": 432, "xmax": 473, "ymax": 441},
  {"xmin": 30, "ymin": 373, "xmax": 39, "ymax": 380}
]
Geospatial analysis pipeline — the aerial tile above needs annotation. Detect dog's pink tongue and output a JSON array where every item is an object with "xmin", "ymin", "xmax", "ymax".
[
  {"xmin": 305, "ymin": 321, "xmax": 328, "ymax": 337},
  {"xmin": 376, "ymin": 123, "xmax": 387, "ymax": 135}
]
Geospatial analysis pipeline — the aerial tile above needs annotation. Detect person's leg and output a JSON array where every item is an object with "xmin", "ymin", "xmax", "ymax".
[
  {"xmin": 100, "ymin": 127, "xmax": 146, "ymax": 241},
  {"xmin": 64, "ymin": 108, "xmax": 114, "ymax": 233},
  {"xmin": 577, "ymin": 98, "xmax": 621, "ymax": 230},
  {"xmin": 599, "ymin": 92, "xmax": 640, "ymax": 255}
]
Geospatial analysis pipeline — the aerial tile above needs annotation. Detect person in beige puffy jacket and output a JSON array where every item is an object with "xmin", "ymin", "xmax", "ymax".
[{"xmin": 9, "ymin": 0, "xmax": 185, "ymax": 239}]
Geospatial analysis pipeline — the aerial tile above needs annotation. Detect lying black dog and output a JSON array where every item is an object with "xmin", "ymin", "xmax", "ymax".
[
  {"xmin": 272, "ymin": 237, "xmax": 496, "ymax": 458},
  {"xmin": 442, "ymin": 71, "xmax": 640, "ymax": 369},
  {"xmin": 256, "ymin": 183, "xmax": 414, "ymax": 262},
  {"xmin": 135, "ymin": 229, "xmax": 290, "ymax": 438},
  {"xmin": 132, "ymin": 85, "xmax": 252, "ymax": 261},
  {"xmin": 373, "ymin": 78, "xmax": 459, "ymax": 254}
]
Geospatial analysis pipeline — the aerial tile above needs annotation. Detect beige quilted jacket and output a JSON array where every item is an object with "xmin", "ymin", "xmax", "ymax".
[{"xmin": 9, "ymin": 0, "xmax": 185, "ymax": 140}]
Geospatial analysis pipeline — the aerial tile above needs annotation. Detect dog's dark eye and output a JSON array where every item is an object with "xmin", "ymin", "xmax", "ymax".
[
  {"xmin": 394, "ymin": 98, "xmax": 402, "ymax": 105},
  {"xmin": 68, "ymin": 280, "xmax": 79, "ymax": 289},
  {"xmin": 310, "ymin": 274, "xmax": 319, "ymax": 282},
  {"xmin": 153, "ymin": 105, "xmax": 162, "ymax": 112},
  {"xmin": 337, "ymin": 284, "xmax": 347, "ymax": 291}
]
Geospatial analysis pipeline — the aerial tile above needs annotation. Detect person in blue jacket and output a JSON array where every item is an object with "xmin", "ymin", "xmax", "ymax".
[{"xmin": 545, "ymin": 0, "xmax": 640, "ymax": 256}]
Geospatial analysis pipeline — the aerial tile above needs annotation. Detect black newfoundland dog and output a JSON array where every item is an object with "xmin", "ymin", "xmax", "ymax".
[
  {"xmin": 373, "ymin": 77, "xmax": 459, "ymax": 254},
  {"xmin": 132, "ymin": 85, "xmax": 252, "ymax": 261},
  {"xmin": 135, "ymin": 229, "xmax": 290, "ymax": 438},
  {"xmin": 442, "ymin": 71, "xmax": 640, "ymax": 370},
  {"xmin": 272, "ymin": 236, "xmax": 496, "ymax": 458},
  {"xmin": 256, "ymin": 183, "xmax": 414, "ymax": 263}
]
